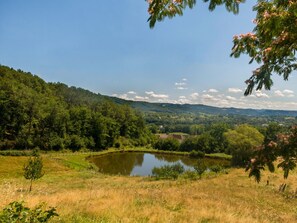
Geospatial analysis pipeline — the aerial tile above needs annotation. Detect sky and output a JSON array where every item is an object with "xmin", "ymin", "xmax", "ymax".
[{"xmin": 0, "ymin": 0, "xmax": 296, "ymax": 110}]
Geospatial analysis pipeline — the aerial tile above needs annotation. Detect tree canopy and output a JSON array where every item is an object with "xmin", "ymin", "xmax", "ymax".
[
  {"xmin": 147, "ymin": 0, "xmax": 297, "ymax": 95},
  {"xmin": 0, "ymin": 65, "xmax": 152, "ymax": 151}
]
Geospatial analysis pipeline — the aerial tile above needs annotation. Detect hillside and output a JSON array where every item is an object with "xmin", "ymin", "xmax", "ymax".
[
  {"xmin": 0, "ymin": 65, "xmax": 151, "ymax": 150},
  {"xmin": 1, "ymin": 65, "xmax": 297, "ymax": 136},
  {"xmin": 110, "ymin": 96, "xmax": 297, "ymax": 117}
]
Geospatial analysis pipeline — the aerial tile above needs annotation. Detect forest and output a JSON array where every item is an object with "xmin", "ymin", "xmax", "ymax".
[
  {"xmin": 1, "ymin": 65, "xmax": 297, "ymax": 171},
  {"xmin": 0, "ymin": 65, "xmax": 152, "ymax": 151}
]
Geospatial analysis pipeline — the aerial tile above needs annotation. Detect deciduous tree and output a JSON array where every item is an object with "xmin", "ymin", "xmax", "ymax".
[{"xmin": 147, "ymin": 0, "xmax": 297, "ymax": 94}]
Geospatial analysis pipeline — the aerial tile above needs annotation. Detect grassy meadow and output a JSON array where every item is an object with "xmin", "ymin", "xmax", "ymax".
[{"xmin": 0, "ymin": 150, "xmax": 297, "ymax": 223}]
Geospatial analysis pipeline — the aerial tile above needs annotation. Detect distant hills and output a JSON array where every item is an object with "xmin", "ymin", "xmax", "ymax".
[
  {"xmin": 109, "ymin": 97, "xmax": 297, "ymax": 117},
  {"xmin": 2, "ymin": 64, "xmax": 297, "ymax": 118}
]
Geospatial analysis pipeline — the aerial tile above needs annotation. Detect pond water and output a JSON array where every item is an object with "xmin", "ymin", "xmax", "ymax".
[{"xmin": 88, "ymin": 152, "xmax": 230, "ymax": 176}]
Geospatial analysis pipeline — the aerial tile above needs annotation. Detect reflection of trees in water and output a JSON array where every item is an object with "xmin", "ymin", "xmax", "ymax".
[
  {"xmin": 90, "ymin": 153, "xmax": 144, "ymax": 175},
  {"xmin": 90, "ymin": 152, "xmax": 230, "ymax": 175},
  {"xmin": 154, "ymin": 154, "xmax": 230, "ymax": 168},
  {"xmin": 154, "ymin": 154, "xmax": 180, "ymax": 162}
]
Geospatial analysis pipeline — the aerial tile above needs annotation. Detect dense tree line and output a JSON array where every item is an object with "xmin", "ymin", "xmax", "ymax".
[
  {"xmin": 145, "ymin": 112, "xmax": 297, "ymax": 135},
  {"xmin": 0, "ymin": 66, "xmax": 152, "ymax": 151},
  {"xmin": 153, "ymin": 123, "xmax": 291, "ymax": 169}
]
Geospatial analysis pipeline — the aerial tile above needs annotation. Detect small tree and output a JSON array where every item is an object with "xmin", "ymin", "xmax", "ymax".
[
  {"xmin": 194, "ymin": 160, "xmax": 207, "ymax": 179},
  {"xmin": 23, "ymin": 150, "xmax": 44, "ymax": 192}
]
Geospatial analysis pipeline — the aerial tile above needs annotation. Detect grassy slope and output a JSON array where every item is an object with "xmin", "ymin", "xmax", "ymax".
[{"xmin": 0, "ymin": 152, "xmax": 297, "ymax": 223}]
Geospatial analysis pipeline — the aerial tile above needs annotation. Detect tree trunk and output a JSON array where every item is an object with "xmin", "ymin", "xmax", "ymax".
[{"xmin": 29, "ymin": 179, "xmax": 33, "ymax": 192}]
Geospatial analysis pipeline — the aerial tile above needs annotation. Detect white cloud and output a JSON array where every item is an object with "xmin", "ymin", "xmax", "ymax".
[
  {"xmin": 208, "ymin": 89, "xmax": 218, "ymax": 93},
  {"xmin": 112, "ymin": 87, "xmax": 297, "ymax": 111},
  {"xmin": 175, "ymin": 82, "xmax": 186, "ymax": 86},
  {"xmin": 118, "ymin": 94, "xmax": 128, "ymax": 99},
  {"xmin": 177, "ymin": 86, "xmax": 188, "ymax": 90},
  {"xmin": 274, "ymin": 89, "xmax": 294, "ymax": 98},
  {"xmin": 226, "ymin": 96, "xmax": 236, "ymax": 101},
  {"xmin": 274, "ymin": 90, "xmax": 285, "ymax": 97},
  {"xmin": 283, "ymin": 89, "xmax": 294, "ymax": 94},
  {"xmin": 134, "ymin": 96, "xmax": 149, "ymax": 101},
  {"xmin": 177, "ymin": 98, "xmax": 191, "ymax": 104},
  {"xmin": 182, "ymin": 78, "xmax": 187, "ymax": 81},
  {"xmin": 228, "ymin": 88, "xmax": 242, "ymax": 93},
  {"xmin": 202, "ymin": 94, "xmax": 215, "ymax": 100},
  {"xmin": 255, "ymin": 91, "xmax": 269, "ymax": 98},
  {"xmin": 190, "ymin": 92, "xmax": 199, "ymax": 100},
  {"xmin": 145, "ymin": 91, "xmax": 169, "ymax": 99}
]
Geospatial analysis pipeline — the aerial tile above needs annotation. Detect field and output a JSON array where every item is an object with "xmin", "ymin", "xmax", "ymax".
[{"xmin": 0, "ymin": 151, "xmax": 297, "ymax": 223}]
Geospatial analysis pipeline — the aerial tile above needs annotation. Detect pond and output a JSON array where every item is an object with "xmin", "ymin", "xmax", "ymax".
[{"xmin": 88, "ymin": 152, "xmax": 230, "ymax": 176}]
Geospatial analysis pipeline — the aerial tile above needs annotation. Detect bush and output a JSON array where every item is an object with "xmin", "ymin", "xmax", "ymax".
[
  {"xmin": 153, "ymin": 138, "xmax": 180, "ymax": 151},
  {"xmin": 68, "ymin": 135, "xmax": 85, "ymax": 152},
  {"xmin": 209, "ymin": 165, "xmax": 223, "ymax": 174},
  {"xmin": 180, "ymin": 170, "xmax": 197, "ymax": 180},
  {"xmin": 0, "ymin": 201, "xmax": 58, "ymax": 223},
  {"xmin": 0, "ymin": 150, "xmax": 31, "ymax": 156},
  {"xmin": 179, "ymin": 137, "xmax": 198, "ymax": 152},
  {"xmin": 231, "ymin": 147, "xmax": 253, "ymax": 167},
  {"xmin": 152, "ymin": 163, "xmax": 185, "ymax": 179},
  {"xmin": 194, "ymin": 160, "xmax": 207, "ymax": 179},
  {"xmin": 189, "ymin": 150, "xmax": 205, "ymax": 158}
]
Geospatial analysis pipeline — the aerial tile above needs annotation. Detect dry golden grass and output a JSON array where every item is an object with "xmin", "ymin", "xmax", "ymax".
[{"xmin": 0, "ymin": 154, "xmax": 297, "ymax": 223}]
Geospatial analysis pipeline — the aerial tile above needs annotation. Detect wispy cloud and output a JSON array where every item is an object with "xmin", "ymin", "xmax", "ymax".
[
  {"xmin": 226, "ymin": 96, "xmax": 236, "ymax": 101},
  {"xmin": 254, "ymin": 91, "xmax": 269, "ymax": 98},
  {"xmin": 283, "ymin": 89, "xmax": 294, "ymax": 94},
  {"xmin": 190, "ymin": 92, "xmax": 199, "ymax": 100},
  {"xmin": 228, "ymin": 88, "xmax": 242, "ymax": 93},
  {"xmin": 112, "ymin": 87, "xmax": 297, "ymax": 110},
  {"xmin": 274, "ymin": 89, "xmax": 294, "ymax": 98},
  {"xmin": 134, "ymin": 96, "xmax": 149, "ymax": 101},
  {"xmin": 202, "ymin": 94, "xmax": 217, "ymax": 100},
  {"xmin": 145, "ymin": 91, "xmax": 169, "ymax": 99},
  {"xmin": 208, "ymin": 89, "xmax": 218, "ymax": 93},
  {"xmin": 274, "ymin": 90, "xmax": 285, "ymax": 97},
  {"xmin": 177, "ymin": 86, "xmax": 188, "ymax": 90},
  {"xmin": 175, "ymin": 79, "xmax": 188, "ymax": 90},
  {"xmin": 175, "ymin": 82, "xmax": 186, "ymax": 86}
]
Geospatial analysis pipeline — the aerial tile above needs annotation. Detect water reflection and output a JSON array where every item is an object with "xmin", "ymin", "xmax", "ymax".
[{"xmin": 88, "ymin": 152, "xmax": 230, "ymax": 176}]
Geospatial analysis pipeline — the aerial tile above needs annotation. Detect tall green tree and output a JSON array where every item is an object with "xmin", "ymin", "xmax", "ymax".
[{"xmin": 224, "ymin": 124, "xmax": 264, "ymax": 167}]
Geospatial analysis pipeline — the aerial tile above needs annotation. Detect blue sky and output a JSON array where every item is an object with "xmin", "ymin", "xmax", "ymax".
[{"xmin": 0, "ymin": 0, "xmax": 296, "ymax": 110}]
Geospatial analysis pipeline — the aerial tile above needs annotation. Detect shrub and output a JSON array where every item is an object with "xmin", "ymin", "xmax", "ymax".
[
  {"xmin": 68, "ymin": 135, "xmax": 85, "ymax": 152},
  {"xmin": 189, "ymin": 150, "xmax": 205, "ymax": 158},
  {"xmin": 153, "ymin": 138, "xmax": 180, "ymax": 151},
  {"xmin": 0, "ymin": 201, "xmax": 58, "ymax": 223},
  {"xmin": 152, "ymin": 163, "xmax": 185, "ymax": 179},
  {"xmin": 209, "ymin": 165, "xmax": 223, "ymax": 174},
  {"xmin": 180, "ymin": 170, "xmax": 197, "ymax": 180},
  {"xmin": 179, "ymin": 137, "xmax": 198, "ymax": 152},
  {"xmin": 0, "ymin": 150, "xmax": 31, "ymax": 156},
  {"xmin": 194, "ymin": 160, "xmax": 207, "ymax": 179}
]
